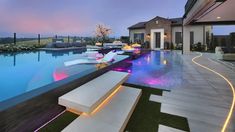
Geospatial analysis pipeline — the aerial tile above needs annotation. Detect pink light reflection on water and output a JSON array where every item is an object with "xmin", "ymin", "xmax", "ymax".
[
  {"xmin": 53, "ymin": 71, "xmax": 68, "ymax": 81},
  {"xmin": 112, "ymin": 67, "xmax": 132, "ymax": 73}
]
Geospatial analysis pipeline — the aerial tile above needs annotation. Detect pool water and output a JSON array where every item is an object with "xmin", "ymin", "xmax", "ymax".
[
  {"xmin": 0, "ymin": 50, "xmax": 93, "ymax": 102},
  {"xmin": 0, "ymin": 49, "xmax": 128, "ymax": 111},
  {"xmin": 113, "ymin": 51, "xmax": 183, "ymax": 90}
]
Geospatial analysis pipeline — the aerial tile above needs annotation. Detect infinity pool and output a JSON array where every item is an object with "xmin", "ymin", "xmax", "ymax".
[
  {"xmin": 113, "ymin": 51, "xmax": 183, "ymax": 89},
  {"xmin": 0, "ymin": 49, "xmax": 128, "ymax": 110}
]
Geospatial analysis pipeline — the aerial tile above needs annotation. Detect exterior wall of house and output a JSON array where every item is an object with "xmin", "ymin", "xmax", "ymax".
[
  {"xmin": 183, "ymin": 0, "xmax": 213, "ymax": 53},
  {"xmin": 172, "ymin": 26, "xmax": 183, "ymax": 46},
  {"xmin": 129, "ymin": 29, "xmax": 146, "ymax": 43},
  {"xmin": 145, "ymin": 17, "xmax": 172, "ymax": 44},
  {"xmin": 183, "ymin": 25, "xmax": 212, "ymax": 53}
]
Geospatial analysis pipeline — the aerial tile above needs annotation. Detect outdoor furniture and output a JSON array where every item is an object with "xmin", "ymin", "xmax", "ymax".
[
  {"xmin": 58, "ymin": 71, "xmax": 129, "ymax": 113},
  {"xmin": 62, "ymin": 86, "xmax": 141, "ymax": 132},
  {"xmin": 103, "ymin": 41, "xmax": 126, "ymax": 48},
  {"xmin": 215, "ymin": 46, "xmax": 235, "ymax": 61},
  {"xmin": 64, "ymin": 51, "xmax": 117, "ymax": 66}
]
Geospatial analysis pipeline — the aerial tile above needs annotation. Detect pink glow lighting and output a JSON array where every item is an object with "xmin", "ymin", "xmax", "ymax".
[
  {"xmin": 53, "ymin": 71, "xmax": 68, "ymax": 81},
  {"xmin": 144, "ymin": 78, "xmax": 166, "ymax": 85}
]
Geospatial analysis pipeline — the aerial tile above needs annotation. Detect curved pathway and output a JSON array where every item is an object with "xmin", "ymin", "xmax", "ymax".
[
  {"xmin": 150, "ymin": 52, "xmax": 235, "ymax": 132},
  {"xmin": 192, "ymin": 53, "xmax": 235, "ymax": 132}
]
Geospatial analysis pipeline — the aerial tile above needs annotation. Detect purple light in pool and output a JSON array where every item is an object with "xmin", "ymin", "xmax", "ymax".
[
  {"xmin": 124, "ymin": 60, "xmax": 132, "ymax": 63},
  {"xmin": 112, "ymin": 67, "xmax": 132, "ymax": 73},
  {"xmin": 145, "ymin": 55, "xmax": 151, "ymax": 63},
  {"xmin": 135, "ymin": 61, "xmax": 142, "ymax": 66},
  {"xmin": 144, "ymin": 78, "xmax": 166, "ymax": 85}
]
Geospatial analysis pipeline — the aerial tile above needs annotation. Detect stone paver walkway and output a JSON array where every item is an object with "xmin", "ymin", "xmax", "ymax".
[{"xmin": 151, "ymin": 52, "xmax": 235, "ymax": 132}]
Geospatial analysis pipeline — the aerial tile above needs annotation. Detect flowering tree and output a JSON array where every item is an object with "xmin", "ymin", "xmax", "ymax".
[{"xmin": 95, "ymin": 24, "xmax": 112, "ymax": 46}]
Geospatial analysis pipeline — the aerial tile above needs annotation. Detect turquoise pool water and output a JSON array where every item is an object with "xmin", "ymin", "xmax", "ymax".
[
  {"xmin": 0, "ymin": 49, "xmax": 129, "ymax": 108},
  {"xmin": 0, "ymin": 50, "xmax": 89, "ymax": 102}
]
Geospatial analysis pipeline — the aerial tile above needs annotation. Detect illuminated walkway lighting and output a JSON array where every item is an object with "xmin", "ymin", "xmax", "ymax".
[{"xmin": 192, "ymin": 53, "xmax": 235, "ymax": 132}]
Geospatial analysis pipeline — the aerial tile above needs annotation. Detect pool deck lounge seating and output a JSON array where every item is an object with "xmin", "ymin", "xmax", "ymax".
[
  {"xmin": 64, "ymin": 51, "xmax": 117, "ymax": 67},
  {"xmin": 58, "ymin": 71, "xmax": 129, "ymax": 113},
  {"xmin": 62, "ymin": 86, "xmax": 141, "ymax": 132}
]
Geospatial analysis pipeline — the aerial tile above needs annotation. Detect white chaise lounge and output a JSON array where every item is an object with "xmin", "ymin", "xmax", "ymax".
[
  {"xmin": 64, "ymin": 51, "xmax": 117, "ymax": 66},
  {"xmin": 58, "ymin": 71, "xmax": 129, "ymax": 113},
  {"xmin": 62, "ymin": 86, "xmax": 142, "ymax": 132}
]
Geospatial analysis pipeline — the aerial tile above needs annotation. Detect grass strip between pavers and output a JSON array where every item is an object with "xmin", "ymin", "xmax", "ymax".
[
  {"xmin": 38, "ymin": 83, "xmax": 190, "ymax": 132},
  {"xmin": 39, "ymin": 111, "xmax": 78, "ymax": 132},
  {"xmin": 123, "ymin": 83, "xmax": 190, "ymax": 132}
]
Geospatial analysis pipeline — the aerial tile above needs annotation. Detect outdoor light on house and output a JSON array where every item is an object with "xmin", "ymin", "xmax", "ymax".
[
  {"xmin": 146, "ymin": 34, "xmax": 151, "ymax": 39},
  {"xmin": 164, "ymin": 33, "xmax": 167, "ymax": 38}
]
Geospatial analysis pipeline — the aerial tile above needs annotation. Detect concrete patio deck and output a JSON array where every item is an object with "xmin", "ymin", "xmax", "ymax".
[{"xmin": 151, "ymin": 52, "xmax": 235, "ymax": 132}]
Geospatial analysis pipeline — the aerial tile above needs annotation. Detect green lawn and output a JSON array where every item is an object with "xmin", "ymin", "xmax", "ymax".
[
  {"xmin": 124, "ymin": 83, "xmax": 190, "ymax": 132},
  {"xmin": 38, "ymin": 84, "xmax": 190, "ymax": 132}
]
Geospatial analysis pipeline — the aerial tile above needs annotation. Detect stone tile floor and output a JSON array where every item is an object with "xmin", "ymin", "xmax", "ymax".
[{"xmin": 152, "ymin": 52, "xmax": 235, "ymax": 132}]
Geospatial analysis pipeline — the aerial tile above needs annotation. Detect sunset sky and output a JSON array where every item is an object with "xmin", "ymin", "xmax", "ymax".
[{"xmin": 0, "ymin": 0, "xmax": 234, "ymax": 37}]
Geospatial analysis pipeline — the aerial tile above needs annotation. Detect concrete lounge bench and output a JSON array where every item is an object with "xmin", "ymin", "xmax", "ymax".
[
  {"xmin": 62, "ymin": 86, "xmax": 142, "ymax": 132},
  {"xmin": 58, "ymin": 71, "xmax": 129, "ymax": 114}
]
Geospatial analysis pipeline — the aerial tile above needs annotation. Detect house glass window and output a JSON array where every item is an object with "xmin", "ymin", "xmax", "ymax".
[
  {"xmin": 134, "ymin": 33, "xmax": 144, "ymax": 44},
  {"xmin": 175, "ymin": 32, "xmax": 182, "ymax": 44}
]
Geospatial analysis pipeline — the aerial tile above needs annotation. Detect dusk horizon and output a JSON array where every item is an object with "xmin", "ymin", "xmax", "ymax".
[
  {"xmin": 1, "ymin": 0, "xmax": 235, "ymax": 38},
  {"xmin": 0, "ymin": 0, "xmax": 185, "ymax": 37},
  {"xmin": 1, "ymin": 0, "xmax": 235, "ymax": 132}
]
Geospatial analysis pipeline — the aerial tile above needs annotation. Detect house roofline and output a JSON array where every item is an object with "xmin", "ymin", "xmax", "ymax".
[{"xmin": 128, "ymin": 16, "xmax": 183, "ymax": 30}]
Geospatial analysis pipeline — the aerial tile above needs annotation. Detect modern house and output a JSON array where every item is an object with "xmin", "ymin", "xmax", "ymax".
[
  {"xmin": 129, "ymin": 0, "xmax": 234, "ymax": 52},
  {"xmin": 128, "ymin": 16, "xmax": 212, "ymax": 50},
  {"xmin": 182, "ymin": 0, "xmax": 232, "ymax": 53}
]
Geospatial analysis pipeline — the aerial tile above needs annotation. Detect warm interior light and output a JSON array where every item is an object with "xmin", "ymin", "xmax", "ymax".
[
  {"xmin": 217, "ymin": 16, "xmax": 221, "ymax": 19},
  {"xmin": 192, "ymin": 53, "xmax": 235, "ymax": 132}
]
